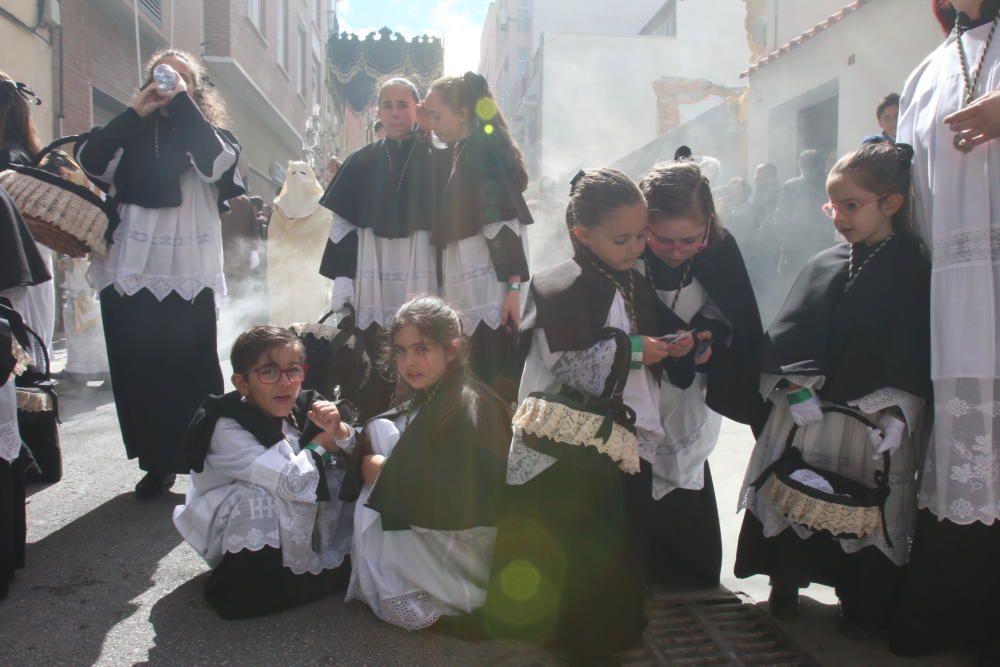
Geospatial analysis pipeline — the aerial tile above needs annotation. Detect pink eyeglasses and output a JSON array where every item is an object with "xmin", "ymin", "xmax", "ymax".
[{"xmin": 821, "ymin": 195, "xmax": 885, "ymax": 219}]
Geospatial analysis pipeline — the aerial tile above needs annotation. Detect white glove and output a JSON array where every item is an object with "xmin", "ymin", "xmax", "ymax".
[
  {"xmin": 330, "ymin": 277, "xmax": 355, "ymax": 313},
  {"xmin": 249, "ymin": 250, "xmax": 261, "ymax": 270},
  {"xmin": 868, "ymin": 413, "xmax": 905, "ymax": 458},
  {"xmin": 787, "ymin": 388, "xmax": 823, "ymax": 427}
]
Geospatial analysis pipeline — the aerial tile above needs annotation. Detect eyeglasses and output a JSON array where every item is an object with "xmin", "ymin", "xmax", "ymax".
[
  {"xmin": 244, "ymin": 364, "xmax": 308, "ymax": 384},
  {"xmin": 821, "ymin": 195, "xmax": 884, "ymax": 219},
  {"xmin": 647, "ymin": 214, "xmax": 712, "ymax": 251}
]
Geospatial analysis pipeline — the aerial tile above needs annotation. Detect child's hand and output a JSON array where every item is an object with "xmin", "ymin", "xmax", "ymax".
[
  {"xmin": 501, "ymin": 289, "xmax": 521, "ymax": 330},
  {"xmin": 694, "ymin": 330, "xmax": 713, "ymax": 365},
  {"xmin": 129, "ymin": 83, "xmax": 170, "ymax": 118},
  {"xmin": 309, "ymin": 401, "xmax": 350, "ymax": 441},
  {"xmin": 666, "ymin": 331, "xmax": 695, "ymax": 358},
  {"xmin": 642, "ymin": 337, "xmax": 670, "ymax": 365}
]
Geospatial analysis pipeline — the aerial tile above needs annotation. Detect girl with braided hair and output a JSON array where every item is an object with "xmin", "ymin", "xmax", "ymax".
[
  {"xmin": 735, "ymin": 143, "xmax": 931, "ymax": 637},
  {"xmin": 422, "ymin": 72, "xmax": 532, "ymax": 403},
  {"xmin": 483, "ymin": 169, "xmax": 691, "ymax": 664}
]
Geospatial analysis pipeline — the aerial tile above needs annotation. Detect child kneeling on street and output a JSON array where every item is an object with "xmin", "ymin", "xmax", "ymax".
[{"xmin": 174, "ymin": 325, "xmax": 356, "ymax": 619}]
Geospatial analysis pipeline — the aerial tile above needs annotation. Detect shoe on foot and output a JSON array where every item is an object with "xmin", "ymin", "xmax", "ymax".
[
  {"xmin": 768, "ymin": 583, "xmax": 800, "ymax": 619},
  {"xmin": 135, "ymin": 472, "xmax": 176, "ymax": 499}
]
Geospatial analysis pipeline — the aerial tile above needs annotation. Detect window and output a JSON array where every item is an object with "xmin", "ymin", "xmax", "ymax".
[
  {"xmin": 92, "ymin": 88, "xmax": 127, "ymax": 127},
  {"xmin": 517, "ymin": 0, "xmax": 530, "ymax": 33},
  {"xmin": 298, "ymin": 22, "xmax": 307, "ymax": 97},
  {"xmin": 276, "ymin": 0, "xmax": 287, "ymax": 69},
  {"xmin": 247, "ymin": 0, "xmax": 262, "ymax": 28},
  {"xmin": 517, "ymin": 47, "xmax": 529, "ymax": 80}
]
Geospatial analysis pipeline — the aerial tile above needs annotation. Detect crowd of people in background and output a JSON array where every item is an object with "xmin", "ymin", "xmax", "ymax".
[{"xmin": 2, "ymin": 0, "xmax": 1000, "ymax": 665}]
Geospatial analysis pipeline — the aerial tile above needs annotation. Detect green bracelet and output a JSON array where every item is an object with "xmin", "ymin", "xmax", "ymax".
[
  {"xmin": 787, "ymin": 388, "xmax": 814, "ymax": 406},
  {"xmin": 507, "ymin": 281, "xmax": 521, "ymax": 292},
  {"xmin": 629, "ymin": 335, "xmax": 643, "ymax": 370},
  {"xmin": 304, "ymin": 442, "xmax": 332, "ymax": 466}
]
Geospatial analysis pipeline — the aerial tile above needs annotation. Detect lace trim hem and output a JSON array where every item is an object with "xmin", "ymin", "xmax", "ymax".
[
  {"xmin": 16, "ymin": 389, "xmax": 53, "ymax": 413},
  {"xmin": 512, "ymin": 396, "xmax": 640, "ymax": 474},
  {"xmin": 11, "ymin": 338, "xmax": 31, "ymax": 377},
  {"xmin": 90, "ymin": 270, "xmax": 225, "ymax": 303},
  {"xmin": 848, "ymin": 388, "xmax": 924, "ymax": 434},
  {"xmin": 765, "ymin": 477, "xmax": 883, "ymax": 539}
]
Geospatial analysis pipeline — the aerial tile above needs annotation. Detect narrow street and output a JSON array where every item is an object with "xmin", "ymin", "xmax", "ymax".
[{"xmin": 0, "ymin": 348, "xmax": 973, "ymax": 666}]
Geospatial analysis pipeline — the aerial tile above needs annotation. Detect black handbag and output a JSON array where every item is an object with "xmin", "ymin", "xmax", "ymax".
[
  {"xmin": 751, "ymin": 404, "xmax": 893, "ymax": 547},
  {"xmin": 512, "ymin": 329, "xmax": 640, "ymax": 474},
  {"xmin": 289, "ymin": 305, "xmax": 372, "ymax": 412},
  {"xmin": 15, "ymin": 325, "xmax": 61, "ymax": 484}
]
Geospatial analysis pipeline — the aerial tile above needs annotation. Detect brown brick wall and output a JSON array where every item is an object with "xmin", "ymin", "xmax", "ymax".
[{"xmin": 60, "ymin": 0, "xmax": 204, "ymax": 135}]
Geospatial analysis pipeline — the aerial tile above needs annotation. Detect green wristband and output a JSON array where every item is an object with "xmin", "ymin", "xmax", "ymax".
[
  {"xmin": 304, "ymin": 442, "xmax": 332, "ymax": 466},
  {"xmin": 630, "ymin": 335, "xmax": 643, "ymax": 370},
  {"xmin": 507, "ymin": 281, "xmax": 521, "ymax": 292},
  {"xmin": 787, "ymin": 388, "xmax": 814, "ymax": 406}
]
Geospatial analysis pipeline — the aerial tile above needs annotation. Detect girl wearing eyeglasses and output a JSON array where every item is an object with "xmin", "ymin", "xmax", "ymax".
[
  {"xmin": 175, "ymin": 325, "xmax": 357, "ymax": 619},
  {"xmin": 627, "ymin": 158, "xmax": 767, "ymax": 590},
  {"xmin": 735, "ymin": 143, "xmax": 930, "ymax": 637}
]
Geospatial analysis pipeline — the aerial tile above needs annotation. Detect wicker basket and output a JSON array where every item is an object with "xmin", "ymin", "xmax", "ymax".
[{"xmin": 0, "ymin": 166, "xmax": 108, "ymax": 257}]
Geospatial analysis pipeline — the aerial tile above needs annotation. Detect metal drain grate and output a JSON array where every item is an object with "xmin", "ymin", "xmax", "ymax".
[{"xmin": 619, "ymin": 591, "xmax": 818, "ymax": 667}]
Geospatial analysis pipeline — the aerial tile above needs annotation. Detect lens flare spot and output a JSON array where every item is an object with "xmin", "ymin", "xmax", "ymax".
[
  {"xmin": 500, "ymin": 560, "xmax": 541, "ymax": 602},
  {"xmin": 476, "ymin": 97, "xmax": 499, "ymax": 121},
  {"xmin": 483, "ymin": 123, "xmax": 495, "ymax": 136}
]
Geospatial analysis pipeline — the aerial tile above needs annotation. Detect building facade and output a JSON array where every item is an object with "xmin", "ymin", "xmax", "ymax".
[
  {"xmin": 742, "ymin": 0, "xmax": 943, "ymax": 181},
  {"xmin": 204, "ymin": 0, "xmax": 333, "ymax": 196},
  {"xmin": 480, "ymin": 0, "xmax": 748, "ymax": 182},
  {"xmin": 1, "ymin": 0, "xmax": 60, "ymax": 146}
]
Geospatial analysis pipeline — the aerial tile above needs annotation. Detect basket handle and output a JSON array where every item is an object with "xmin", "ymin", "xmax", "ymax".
[
  {"xmin": 33, "ymin": 134, "xmax": 88, "ymax": 167},
  {"xmin": 783, "ymin": 403, "xmax": 891, "ymax": 482}
]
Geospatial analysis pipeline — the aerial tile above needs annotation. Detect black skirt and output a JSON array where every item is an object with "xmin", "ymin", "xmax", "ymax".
[
  {"xmin": 625, "ymin": 460, "xmax": 722, "ymax": 589},
  {"xmin": 0, "ymin": 448, "xmax": 28, "ymax": 600},
  {"xmin": 735, "ymin": 509, "xmax": 902, "ymax": 630},
  {"xmin": 468, "ymin": 323, "xmax": 520, "ymax": 405},
  {"xmin": 889, "ymin": 510, "xmax": 1000, "ymax": 659},
  {"xmin": 483, "ymin": 443, "xmax": 646, "ymax": 657},
  {"xmin": 100, "ymin": 287, "xmax": 223, "ymax": 474}
]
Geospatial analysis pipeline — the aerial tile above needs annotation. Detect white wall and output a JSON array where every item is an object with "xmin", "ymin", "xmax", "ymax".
[
  {"xmin": 767, "ymin": 0, "xmax": 853, "ymax": 50},
  {"xmin": 1, "ymin": 0, "xmax": 55, "ymax": 144},
  {"xmin": 539, "ymin": 11, "xmax": 749, "ymax": 181},
  {"xmin": 530, "ymin": 0, "xmax": 666, "ymax": 52},
  {"xmin": 746, "ymin": 0, "xmax": 943, "ymax": 180}
]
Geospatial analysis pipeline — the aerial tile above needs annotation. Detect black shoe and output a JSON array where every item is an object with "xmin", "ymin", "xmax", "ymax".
[
  {"xmin": 768, "ymin": 583, "xmax": 799, "ymax": 619},
  {"xmin": 135, "ymin": 472, "xmax": 176, "ymax": 499}
]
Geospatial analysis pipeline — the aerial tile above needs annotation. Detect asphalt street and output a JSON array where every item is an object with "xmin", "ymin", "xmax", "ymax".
[{"xmin": 0, "ymin": 369, "xmax": 974, "ymax": 666}]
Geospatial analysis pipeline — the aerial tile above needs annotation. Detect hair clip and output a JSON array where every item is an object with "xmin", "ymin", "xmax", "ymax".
[
  {"xmin": 674, "ymin": 145, "xmax": 693, "ymax": 161},
  {"xmin": 1, "ymin": 80, "xmax": 43, "ymax": 106},
  {"xmin": 569, "ymin": 170, "xmax": 586, "ymax": 195}
]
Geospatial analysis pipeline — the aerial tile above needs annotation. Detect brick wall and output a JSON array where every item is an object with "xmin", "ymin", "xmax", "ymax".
[{"xmin": 60, "ymin": 0, "xmax": 204, "ymax": 135}]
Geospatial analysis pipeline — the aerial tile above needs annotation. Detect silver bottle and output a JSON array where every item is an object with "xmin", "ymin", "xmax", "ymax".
[{"xmin": 153, "ymin": 64, "xmax": 178, "ymax": 92}]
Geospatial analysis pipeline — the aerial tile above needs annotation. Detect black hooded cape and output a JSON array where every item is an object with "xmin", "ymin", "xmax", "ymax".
[
  {"xmin": 643, "ymin": 231, "xmax": 769, "ymax": 432},
  {"xmin": 318, "ymin": 136, "xmax": 438, "ymax": 280},
  {"xmin": 182, "ymin": 389, "xmax": 327, "ymax": 486},
  {"xmin": 522, "ymin": 254, "xmax": 694, "ymax": 389},
  {"xmin": 432, "ymin": 136, "xmax": 533, "ymax": 281},
  {"xmin": 364, "ymin": 371, "xmax": 512, "ymax": 532},
  {"xmin": 0, "ymin": 185, "xmax": 50, "ymax": 292},
  {"xmin": 760, "ymin": 234, "xmax": 931, "ymax": 403}
]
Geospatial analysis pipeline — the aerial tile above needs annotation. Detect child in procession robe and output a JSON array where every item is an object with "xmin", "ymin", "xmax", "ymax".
[
  {"xmin": 347, "ymin": 295, "xmax": 511, "ymax": 633},
  {"xmin": 422, "ymin": 72, "xmax": 532, "ymax": 403},
  {"xmin": 734, "ymin": 143, "xmax": 931, "ymax": 637},
  {"xmin": 174, "ymin": 326, "xmax": 355, "ymax": 619},
  {"xmin": 484, "ymin": 169, "xmax": 691, "ymax": 665},
  {"xmin": 319, "ymin": 77, "xmax": 439, "ymax": 420},
  {"xmin": 630, "ymin": 159, "xmax": 767, "ymax": 589}
]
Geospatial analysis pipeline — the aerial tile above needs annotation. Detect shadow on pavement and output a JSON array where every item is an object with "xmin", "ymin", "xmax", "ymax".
[{"xmin": 0, "ymin": 491, "xmax": 184, "ymax": 666}]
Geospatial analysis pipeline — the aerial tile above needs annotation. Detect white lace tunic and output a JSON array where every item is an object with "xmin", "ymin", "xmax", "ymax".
[
  {"xmin": 347, "ymin": 409, "xmax": 497, "ymax": 630},
  {"xmin": 80, "ymin": 137, "xmax": 235, "ymax": 307},
  {"xmin": 440, "ymin": 219, "xmax": 527, "ymax": 334},
  {"xmin": 173, "ymin": 418, "xmax": 355, "ymax": 575},
  {"xmin": 328, "ymin": 213, "xmax": 437, "ymax": 331},
  {"xmin": 898, "ymin": 22, "xmax": 1000, "ymax": 525},
  {"xmin": 651, "ymin": 275, "xmax": 724, "ymax": 499},
  {"xmin": 738, "ymin": 374, "xmax": 925, "ymax": 566}
]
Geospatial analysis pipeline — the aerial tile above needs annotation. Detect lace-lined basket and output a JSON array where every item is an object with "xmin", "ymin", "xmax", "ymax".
[
  {"xmin": 513, "ymin": 393, "xmax": 640, "ymax": 474},
  {"xmin": 752, "ymin": 405, "xmax": 893, "ymax": 546},
  {"xmin": 1, "ymin": 135, "xmax": 112, "ymax": 257}
]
